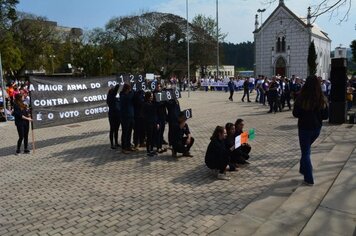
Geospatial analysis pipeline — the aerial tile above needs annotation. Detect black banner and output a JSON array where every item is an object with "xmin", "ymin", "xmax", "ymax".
[
  {"xmin": 182, "ymin": 109, "xmax": 192, "ymax": 119},
  {"xmin": 154, "ymin": 89, "xmax": 182, "ymax": 102},
  {"xmin": 30, "ymin": 76, "xmax": 117, "ymax": 129}
]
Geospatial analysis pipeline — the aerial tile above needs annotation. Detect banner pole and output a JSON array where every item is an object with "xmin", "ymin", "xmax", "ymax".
[{"xmin": 0, "ymin": 53, "xmax": 8, "ymax": 121}]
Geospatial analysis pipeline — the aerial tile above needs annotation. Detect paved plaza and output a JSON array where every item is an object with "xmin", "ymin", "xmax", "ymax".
[{"xmin": 0, "ymin": 91, "xmax": 343, "ymax": 235}]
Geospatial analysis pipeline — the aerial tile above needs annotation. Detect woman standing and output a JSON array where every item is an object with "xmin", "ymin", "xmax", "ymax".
[
  {"xmin": 120, "ymin": 84, "xmax": 135, "ymax": 154},
  {"xmin": 205, "ymin": 126, "xmax": 230, "ymax": 180},
  {"xmin": 106, "ymin": 84, "xmax": 121, "ymax": 149},
  {"xmin": 13, "ymin": 93, "xmax": 32, "ymax": 154},
  {"xmin": 293, "ymin": 75, "xmax": 329, "ymax": 186},
  {"xmin": 143, "ymin": 92, "xmax": 159, "ymax": 156}
]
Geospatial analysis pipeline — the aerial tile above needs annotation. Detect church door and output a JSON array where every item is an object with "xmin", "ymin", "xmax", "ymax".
[{"xmin": 275, "ymin": 57, "xmax": 286, "ymax": 77}]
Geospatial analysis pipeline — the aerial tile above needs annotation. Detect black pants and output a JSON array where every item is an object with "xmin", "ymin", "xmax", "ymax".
[
  {"xmin": 16, "ymin": 122, "xmax": 29, "ymax": 151},
  {"xmin": 281, "ymin": 94, "xmax": 291, "ymax": 109},
  {"xmin": 231, "ymin": 144, "xmax": 251, "ymax": 164},
  {"xmin": 134, "ymin": 117, "xmax": 145, "ymax": 146},
  {"xmin": 228, "ymin": 90, "xmax": 234, "ymax": 100},
  {"xmin": 242, "ymin": 90, "xmax": 250, "ymax": 101},
  {"xmin": 206, "ymin": 155, "xmax": 229, "ymax": 173},
  {"xmin": 145, "ymin": 122, "xmax": 157, "ymax": 153},
  {"xmin": 168, "ymin": 121, "xmax": 177, "ymax": 146},
  {"xmin": 121, "ymin": 118, "xmax": 134, "ymax": 150},
  {"xmin": 268, "ymin": 96, "xmax": 278, "ymax": 112},
  {"xmin": 109, "ymin": 115, "xmax": 121, "ymax": 147},
  {"xmin": 173, "ymin": 137, "xmax": 194, "ymax": 154},
  {"xmin": 156, "ymin": 120, "xmax": 165, "ymax": 149}
]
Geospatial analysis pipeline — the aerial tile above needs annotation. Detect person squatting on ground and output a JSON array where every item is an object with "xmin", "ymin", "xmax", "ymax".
[
  {"xmin": 143, "ymin": 91, "xmax": 160, "ymax": 157},
  {"xmin": 171, "ymin": 112, "xmax": 194, "ymax": 158},
  {"xmin": 106, "ymin": 85, "xmax": 121, "ymax": 149},
  {"xmin": 13, "ymin": 93, "xmax": 32, "ymax": 154},
  {"xmin": 234, "ymin": 119, "xmax": 251, "ymax": 164},
  {"xmin": 205, "ymin": 126, "xmax": 231, "ymax": 180},
  {"xmin": 293, "ymin": 75, "xmax": 329, "ymax": 186}
]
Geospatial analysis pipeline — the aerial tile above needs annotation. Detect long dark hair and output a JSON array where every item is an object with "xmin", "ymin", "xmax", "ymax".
[
  {"xmin": 210, "ymin": 126, "xmax": 225, "ymax": 140},
  {"xmin": 225, "ymin": 123, "xmax": 234, "ymax": 136},
  {"xmin": 14, "ymin": 93, "xmax": 26, "ymax": 110},
  {"xmin": 296, "ymin": 75, "xmax": 327, "ymax": 111}
]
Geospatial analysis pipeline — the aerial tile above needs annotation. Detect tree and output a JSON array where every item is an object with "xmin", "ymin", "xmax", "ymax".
[
  {"xmin": 0, "ymin": 32, "xmax": 23, "ymax": 74},
  {"xmin": 0, "ymin": 0, "xmax": 19, "ymax": 31},
  {"xmin": 308, "ymin": 41, "xmax": 317, "ymax": 76},
  {"xmin": 351, "ymin": 40, "xmax": 356, "ymax": 63}
]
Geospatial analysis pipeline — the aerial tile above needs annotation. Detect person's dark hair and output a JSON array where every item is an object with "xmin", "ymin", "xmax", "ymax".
[
  {"xmin": 122, "ymin": 83, "xmax": 131, "ymax": 93},
  {"xmin": 178, "ymin": 112, "xmax": 186, "ymax": 124},
  {"xmin": 296, "ymin": 75, "xmax": 327, "ymax": 111},
  {"xmin": 14, "ymin": 93, "xmax": 26, "ymax": 110},
  {"xmin": 144, "ymin": 91, "xmax": 152, "ymax": 102},
  {"xmin": 225, "ymin": 122, "xmax": 234, "ymax": 135},
  {"xmin": 210, "ymin": 126, "xmax": 225, "ymax": 140},
  {"xmin": 235, "ymin": 119, "xmax": 244, "ymax": 127}
]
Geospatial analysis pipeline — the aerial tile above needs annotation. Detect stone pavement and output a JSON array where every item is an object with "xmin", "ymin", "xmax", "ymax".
[{"xmin": 0, "ymin": 91, "xmax": 340, "ymax": 235}]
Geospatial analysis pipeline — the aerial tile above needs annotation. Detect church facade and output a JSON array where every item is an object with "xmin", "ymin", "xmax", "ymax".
[{"xmin": 254, "ymin": 0, "xmax": 331, "ymax": 79}]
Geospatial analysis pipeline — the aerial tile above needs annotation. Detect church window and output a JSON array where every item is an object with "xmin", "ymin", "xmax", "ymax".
[{"xmin": 276, "ymin": 36, "xmax": 286, "ymax": 53}]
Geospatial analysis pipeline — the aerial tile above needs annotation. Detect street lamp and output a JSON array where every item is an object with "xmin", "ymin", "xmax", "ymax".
[
  {"xmin": 186, "ymin": 0, "xmax": 191, "ymax": 97},
  {"xmin": 257, "ymin": 8, "xmax": 266, "ymax": 77},
  {"xmin": 97, "ymin": 56, "xmax": 103, "ymax": 75},
  {"xmin": 216, "ymin": 0, "xmax": 219, "ymax": 80},
  {"xmin": 49, "ymin": 54, "xmax": 56, "ymax": 74}
]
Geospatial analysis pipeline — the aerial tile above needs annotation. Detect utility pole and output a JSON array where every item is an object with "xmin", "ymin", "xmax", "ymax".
[
  {"xmin": 216, "ymin": 0, "xmax": 219, "ymax": 80},
  {"xmin": 97, "ymin": 57, "xmax": 103, "ymax": 75},
  {"xmin": 186, "ymin": 0, "xmax": 190, "ymax": 97},
  {"xmin": 49, "ymin": 54, "xmax": 56, "ymax": 74},
  {"xmin": 257, "ymin": 8, "xmax": 266, "ymax": 77},
  {"xmin": 0, "ymin": 54, "xmax": 7, "ymax": 121}
]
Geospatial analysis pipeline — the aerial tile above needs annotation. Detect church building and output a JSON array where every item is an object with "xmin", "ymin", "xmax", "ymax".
[{"xmin": 253, "ymin": 0, "xmax": 331, "ymax": 79}]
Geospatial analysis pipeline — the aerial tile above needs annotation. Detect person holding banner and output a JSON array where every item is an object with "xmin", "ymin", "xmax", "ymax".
[
  {"xmin": 106, "ymin": 85, "xmax": 121, "ymax": 149},
  {"xmin": 143, "ymin": 91, "xmax": 159, "ymax": 157},
  {"xmin": 13, "ymin": 93, "xmax": 32, "ymax": 154},
  {"xmin": 224, "ymin": 123, "xmax": 246, "ymax": 169},
  {"xmin": 171, "ymin": 112, "xmax": 194, "ymax": 158},
  {"xmin": 234, "ymin": 119, "xmax": 251, "ymax": 164},
  {"xmin": 293, "ymin": 75, "xmax": 329, "ymax": 186},
  {"xmin": 205, "ymin": 126, "xmax": 231, "ymax": 180},
  {"xmin": 120, "ymin": 84, "xmax": 135, "ymax": 154}
]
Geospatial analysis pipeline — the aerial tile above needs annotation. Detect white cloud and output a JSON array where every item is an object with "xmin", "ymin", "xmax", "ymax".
[{"xmin": 153, "ymin": 0, "xmax": 356, "ymax": 48}]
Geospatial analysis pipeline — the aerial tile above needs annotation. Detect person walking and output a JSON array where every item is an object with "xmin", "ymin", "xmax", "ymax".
[
  {"xmin": 227, "ymin": 78, "xmax": 235, "ymax": 101},
  {"xmin": 293, "ymin": 75, "xmax": 329, "ymax": 186},
  {"xmin": 241, "ymin": 78, "xmax": 251, "ymax": 102},
  {"xmin": 13, "ymin": 93, "xmax": 32, "ymax": 154}
]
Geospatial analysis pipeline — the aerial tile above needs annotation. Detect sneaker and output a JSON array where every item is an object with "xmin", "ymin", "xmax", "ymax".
[
  {"xmin": 111, "ymin": 146, "xmax": 117, "ymax": 150},
  {"xmin": 147, "ymin": 152, "xmax": 154, "ymax": 157},
  {"xmin": 172, "ymin": 150, "xmax": 177, "ymax": 158},
  {"xmin": 302, "ymin": 181, "xmax": 314, "ymax": 186},
  {"xmin": 244, "ymin": 161, "xmax": 250, "ymax": 165},
  {"xmin": 122, "ymin": 149, "xmax": 130, "ymax": 154},
  {"xmin": 183, "ymin": 152, "xmax": 193, "ymax": 157},
  {"xmin": 15, "ymin": 150, "xmax": 21, "ymax": 155},
  {"xmin": 24, "ymin": 150, "xmax": 30, "ymax": 154},
  {"xmin": 217, "ymin": 173, "xmax": 230, "ymax": 180}
]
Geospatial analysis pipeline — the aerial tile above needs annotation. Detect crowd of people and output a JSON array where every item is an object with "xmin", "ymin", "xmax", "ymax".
[{"xmin": 106, "ymin": 82, "xmax": 194, "ymax": 157}]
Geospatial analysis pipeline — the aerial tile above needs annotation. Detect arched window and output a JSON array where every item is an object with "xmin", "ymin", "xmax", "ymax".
[{"xmin": 276, "ymin": 36, "xmax": 286, "ymax": 53}]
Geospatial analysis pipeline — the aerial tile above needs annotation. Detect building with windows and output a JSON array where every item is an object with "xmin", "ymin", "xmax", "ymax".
[
  {"xmin": 254, "ymin": 0, "xmax": 331, "ymax": 79},
  {"xmin": 195, "ymin": 65, "xmax": 235, "ymax": 78}
]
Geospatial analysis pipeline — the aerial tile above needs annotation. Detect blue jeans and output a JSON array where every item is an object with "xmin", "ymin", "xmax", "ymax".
[{"xmin": 298, "ymin": 128, "xmax": 321, "ymax": 184}]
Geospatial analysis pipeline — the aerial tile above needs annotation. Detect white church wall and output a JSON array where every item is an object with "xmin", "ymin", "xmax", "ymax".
[{"xmin": 312, "ymin": 35, "xmax": 331, "ymax": 79}]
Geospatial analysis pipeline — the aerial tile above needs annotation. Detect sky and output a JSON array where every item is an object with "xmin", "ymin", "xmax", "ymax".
[{"xmin": 17, "ymin": 0, "xmax": 355, "ymax": 48}]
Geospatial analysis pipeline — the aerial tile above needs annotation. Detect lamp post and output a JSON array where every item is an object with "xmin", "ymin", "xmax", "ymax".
[
  {"xmin": 97, "ymin": 56, "xmax": 103, "ymax": 75},
  {"xmin": 216, "ymin": 0, "xmax": 219, "ymax": 80},
  {"xmin": 186, "ymin": 0, "xmax": 190, "ymax": 97},
  {"xmin": 257, "ymin": 8, "xmax": 266, "ymax": 77},
  {"xmin": 49, "ymin": 54, "xmax": 56, "ymax": 74}
]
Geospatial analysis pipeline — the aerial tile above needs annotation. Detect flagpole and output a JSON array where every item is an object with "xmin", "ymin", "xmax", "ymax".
[
  {"xmin": 186, "ymin": 0, "xmax": 191, "ymax": 98},
  {"xmin": 0, "ymin": 54, "xmax": 7, "ymax": 122}
]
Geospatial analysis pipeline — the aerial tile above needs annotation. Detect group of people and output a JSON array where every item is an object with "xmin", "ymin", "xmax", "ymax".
[
  {"xmin": 106, "ymin": 83, "xmax": 194, "ymax": 157},
  {"xmin": 205, "ymin": 119, "xmax": 252, "ymax": 180}
]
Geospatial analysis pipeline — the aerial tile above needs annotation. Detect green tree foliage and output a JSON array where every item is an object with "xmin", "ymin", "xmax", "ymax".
[
  {"xmin": 0, "ymin": 0, "xmax": 19, "ymax": 31},
  {"xmin": 222, "ymin": 42, "xmax": 254, "ymax": 70},
  {"xmin": 0, "ymin": 32, "xmax": 23, "ymax": 73},
  {"xmin": 308, "ymin": 40, "xmax": 317, "ymax": 76}
]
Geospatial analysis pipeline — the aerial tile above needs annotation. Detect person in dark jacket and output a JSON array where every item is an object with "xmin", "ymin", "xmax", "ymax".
[
  {"xmin": 133, "ymin": 90, "xmax": 145, "ymax": 149},
  {"xmin": 143, "ymin": 92, "xmax": 159, "ymax": 157},
  {"xmin": 205, "ymin": 126, "xmax": 231, "ymax": 180},
  {"xmin": 154, "ymin": 83, "xmax": 168, "ymax": 153},
  {"xmin": 106, "ymin": 85, "xmax": 121, "ymax": 149},
  {"xmin": 234, "ymin": 119, "xmax": 251, "ymax": 164},
  {"xmin": 13, "ymin": 93, "xmax": 32, "ymax": 154},
  {"xmin": 293, "ymin": 75, "xmax": 329, "ymax": 186},
  {"xmin": 268, "ymin": 77, "xmax": 279, "ymax": 113},
  {"xmin": 241, "ymin": 78, "xmax": 251, "ymax": 102},
  {"xmin": 224, "ymin": 122, "xmax": 248, "ymax": 170},
  {"xmin": 167, "ymin": 98, "xmax": 181, "ymax": 147},
  {"xmin": 171, "ymin": 113, "xmax": 194, "ymax": 157},
  {"xmin": 227, "ymin": 78, "xmax": 235, "ymax": 101},
  {"xmin": 120, "ymin": 84, "xmax": 135, "ymax": 154}
]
